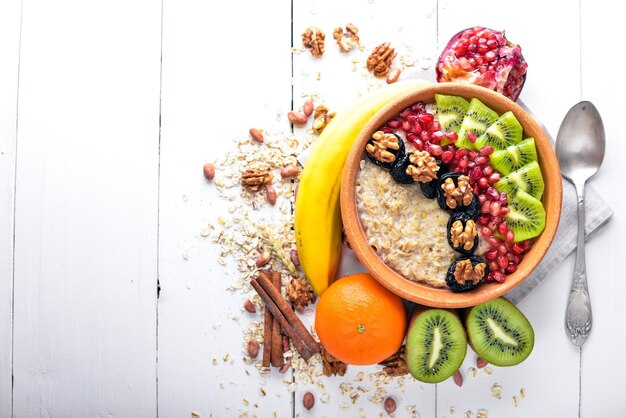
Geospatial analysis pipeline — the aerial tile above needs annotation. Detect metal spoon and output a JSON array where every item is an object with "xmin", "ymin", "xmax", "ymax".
[{"xmin": 556, "ymin": 101, "xmax": 605, "ymax": 346}]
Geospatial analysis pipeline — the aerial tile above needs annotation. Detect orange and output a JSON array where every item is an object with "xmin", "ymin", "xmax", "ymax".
[{"xmin": 314, "ymin": 273, "xmax": 407, "ymax": 365}]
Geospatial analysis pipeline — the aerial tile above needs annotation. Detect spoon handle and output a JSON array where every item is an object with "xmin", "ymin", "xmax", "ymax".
[{"xmin": 565, "ymin": 182, "xmax": 593, "ymax": 346}]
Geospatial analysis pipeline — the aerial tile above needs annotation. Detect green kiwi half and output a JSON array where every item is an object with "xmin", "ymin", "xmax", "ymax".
[
  {"xmin": 406, "ymin": 308, "xmax": 467, "ymax": 383},
  {"xmin": 490, "ymin": 137, "xmax": 538, "ymax": 175},
  {"xmin": 455, "ymin": 98, "xmax": 499, "ymax": 150},
  {"xmin": 465, "ymin": 297, "xmax": 534, "ymax": 367},
  {"xmin": 505, "ymin": 189, "xmax": 546, "ymax": 242},
  {"xmin": 475, "ymin": 111, "xmax": 523, "ymax": 151},
  {"xmin": 495, "ymin": 160, "xmax": 545, "ymax": 200}
]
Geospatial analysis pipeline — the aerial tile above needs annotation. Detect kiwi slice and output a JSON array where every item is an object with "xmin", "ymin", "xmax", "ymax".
[
  {"xmin": 455, "ymin": 98, "xmax": 499, "ymax": 150},
  {"xmin": 495, "ymin": 161, "xmax": 545, "ymax": 200},
  {"xmin": 504, "ymin": 189, "xmax": 546, "ymax": 242},
  {"xmin": 474, "ymin": 111, "xmax": 523, "ymax": 151},
  {"xmin": 490, "ymin": 137, "xmax": 538, "ymax": 175},
  {"xmin": 406, "ymin": 308, "xmax": 467, "ymax": 383},
  {"xmin": 435, "ymin": 94, "xmax": 470, "ymax": 133},
  {"xmin": 465, "ymin": 297, "xmax": 534, "ymax": 367}
]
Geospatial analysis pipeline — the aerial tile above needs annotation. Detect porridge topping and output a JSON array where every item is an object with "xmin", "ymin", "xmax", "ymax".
[
  {"xmin": 366, "ymin": 131, "xmax": 401, "ymax": 164},
  {"xmin": 450, "ymin": 219, "xmax": 478, "ymax": 251},
  {"xmin": 285, "ymin": 276, "xmax": 316, "ymax": 313},
  {"xmin": 366, "ymin": 42, "xmax": 397, "ymax": 77},
  {"xmin": 241, "ymin": 169, "xmax": 273, "ymax": 191},
  {"xmin": 441, "ymin": 175, "xmax": 473, "ymax": 208},
  {"xmin": 453, "ymin": 259, "xmax": 486, "ymax": 285},
  {"xmin": 406, "ymin": 151, "xmax": 439, "ymax": 183}
]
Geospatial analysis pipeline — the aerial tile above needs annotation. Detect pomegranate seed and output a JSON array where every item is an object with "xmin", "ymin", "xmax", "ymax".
[
  {"xmin": 467, "ymin": 131, "xmax": 477, "ymax": 143},
  {"xmin": 497, "ymin": 244, "xmax": 508, "ymax": 255},
  {"xmin": 512, "ymin": 244, "xmax": 524, "ymax": 255},
  {"xmin": 475, "ymin": 156, "xmax": 488, "ymax": 165},
  {"xmin": 486, "ymin": 187, "xmax": 499, "ymax": 200},
  {"xmin": 483, "ymin": 165, "xmax": 494, "ymax": 176},
  {"xmin": 505, "ymin": 263, "xmax": 517, "ymax": 274},
  {"xmin": 485, "ymin": 249, "xmax": 498, "ymax": 260},
  {"xmin": 441, "ymin": 151, "xmax": 454, "ymax": 163},
  {"xmin": 498, "ymin": 221, "xmax": 508, "ymax": 235},
  {"xmin": 418, "ymin": 113, "xmax": 434, "ymax": 125},
  {"xmin": 488, "ymin": 173, "xmax": 500, "ymax": 184},
  {"xmin": 413, "ymin": 139, "xmax": 424, "ymax": 151},
  {"xmin": 478, "ymin": 177, "xmax": 489, "ymax": 188},
  {"xmin": 431, "ymin": 131, "xmax": 445, "ymax": 143},
  {"xmin": 506, "ymin": 230, "xmax": 515, "ymax": 242},
  {"xmin": 388, "ymin": 119, "xmax": 401, "ymax": 129},
  {"xmin": 429, "ymin": 144, "xmax": 443, "ymax": 156},
  {"xmin": 481, "ymin": 201, "xmax": 491, "ymax": 214},
  {"xmin": 499, "ymin": 206, "xmax": 510, "ymax": 216},
  {"xmin": 456, "ymin": 148, "xmax": 468, "ymax": 158},
  {"xmin": 489, "ymin": 201, "xmax": 501, "ymax": 217},
  {"xmin": 489, "ymin": 261, "xmax": 499, "ymax": 272},
  {"xmin": 457, "ymin": 157, "xmax": 469, "ymax": 169},
  {"xmin": 488, "ymin": 236, "xmax": 500, "ymax": 247},
  {"xmin": 477, "ymin": 213, "xmax": 490, "ymax": 225},
  {"xmin": 492, "ymin": 272, "xmax": 506, "ymax": 282},
  {"xmin": 445, "ymin": 131, "xmax": 458, "ymax": 142}
]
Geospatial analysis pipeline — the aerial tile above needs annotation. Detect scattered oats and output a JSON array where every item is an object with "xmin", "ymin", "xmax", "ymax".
[
  {"xmin": 191, "ymin": 413, "xmax": 200, "ymax": 418},
  {"xmin": 212, "ymin": 358, "xmax": 218, "ymax": 365},
  {"xmin": 223, "ymin": 353, "xmax": 230, "ymax": 362},
  {"xmin": 359, "ymin": 159, "xmax": 365, "ymax": 170},
  {"xmin": 477, "ymin": 409, "xmax": 488, "ymax": 418},
  {"xmin": 258, "ymin": 388, "xmax": 266, "ymax": 397},
  {"xmin": 359, "ymin": 408, "xmax": 366, "ymax": 417},
  {"xmin": 182, "ymin": 249, "xmax": 190, "ymax": 260},
  {"xmin": 468, "ymin": 367, "xmax": 477, "ymax": 378},
  {"xmin": 405, "ymin": 405, "xmax": 419, "ymax": 418},
  {"xmin": 200, "ymin": 228, "xmax": 211, "ymax": 237},
  {"xmin": 464, "ymin": 411, "xmax": 474, "ymax": 418},
  {"xmin": 320, "ymin": 393, "xmax": 330, "ymax": 403},
  {"xmin": 272, "ymin": 413, "xmax": 278, "ymax": 418},
  {"xmin": 286, "ymin": 382, "xmax": 298, "ymax": 393},
  {"xmin": 217, "ymin": 256, "xmax": 226, "ymax": 266},
  {"xmin": 292, "ymin": 47, "xmax": 304, "ymax": 54},
  {"xmin": 419, "ymin": 57, "xmax": 432, "ymax": 70},
  {"xmin": 491, "ymin": 383, "xmax": 502, "ymax": 400},
  {"xmin": 242, "ymin": 399, "xmax": 249, "ymax": 406},
  {"xmin": 219, "ymin": 382, "xmax": 224, "ymax": 389},
  {"xmin": 483, "ymin": 366, "xmax": 493, "ymax": 375},
  {"xmin": 357, "ymin": 386, "xmax": 369, "ymax": 393},
  {"xmin": 350, "ymin": 392, "xmax": 360, "ymax": 404},
  {"xmin": 520, "ymin": 388, "xmax": 526, "ymax": 398},
  {"xmin": 182, "ymin": 194, "xmax": 188, "ymax": 202},
  {"xmin": 513, "ymin": 395, "xmax": 519, "ymax": 407},
  {"xmin": 340, "ymin": 403, "xmax": 351, "ymax": 410},
  {"xmin": 450, "ymin": 406, "xmax": 456, "ymax": 414}
]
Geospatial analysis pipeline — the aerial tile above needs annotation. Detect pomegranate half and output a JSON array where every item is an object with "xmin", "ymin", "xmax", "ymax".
[{"xmin": 436, "ymin": 27, "xmax": 528, "ymax": 101}]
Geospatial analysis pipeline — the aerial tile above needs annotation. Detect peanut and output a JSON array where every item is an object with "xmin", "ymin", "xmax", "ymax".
[
  {"xmin": 476, "ymin": 356, "xmax": 488, "ymax": 369},
  {"xmin": 453, "ymin": 370, "xmax": 463, "ymax": 387},
  {"xmin": 303, "ymin": 98, "xmax": 314, "ymax": 116},
  {"xmin": 243, "ymin": 299, "xmax": 256, "ymax": 313},
  {"xmin": 203, "ymin": 163, "xmax": 215, "ymax": 181},
  {"xmin": 247, "ymin": 340, "xmax": 259, "ymax": 359},
  {"xmin": 278, "ymin": 359, "xmax": 292, "ymax": 374},
  {"xmin": 255, "ymin": 252, "xmax": 269, "ymax": 268},
  {"xmin": 288, "ymin": 111, "xmax": 308, "ymax": 125},
  {"xmin": 280, "ymin": 164, "xmax": 302, "ymax": 178},
  {"xmin": 302, "ymin": 392, "xmax": 315, "ymax": 411},
  {"xmin": 386, "ymin": 68, "xmax": 401, "ymax": 84},
  {"xmin": 249, "ymin": 128, "xmax": 264, "ymax": 143},
  {"xmin": 265, "ymin": 184, "xmax": 277, "ymax": 205},
  {"xmin": 384, "ymin": 397, "xmax": 397, "ymax": 413}
]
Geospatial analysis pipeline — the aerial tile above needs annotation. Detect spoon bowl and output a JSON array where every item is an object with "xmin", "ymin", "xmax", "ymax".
[{"xmin": 556, "ymin": 101, "xmax": 606, "ymax": 346}]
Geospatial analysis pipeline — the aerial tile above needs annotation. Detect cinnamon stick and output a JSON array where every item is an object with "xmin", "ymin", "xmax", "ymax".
[
  {"xmin": 270, "ymin": 272, "xmax": 284, "ymax": 367},
  {"xmin": 251, "ymin": 273, "xmax": 321, "ymax": 361},
  {"xmin": 261, "ymin": 273, "xmax": 273, "ymax": 367}
]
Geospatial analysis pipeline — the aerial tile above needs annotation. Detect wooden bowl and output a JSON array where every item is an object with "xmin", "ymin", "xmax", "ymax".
[{"xmin": 340, "ymin": 82, "xmax": 562, "ymax": 308}]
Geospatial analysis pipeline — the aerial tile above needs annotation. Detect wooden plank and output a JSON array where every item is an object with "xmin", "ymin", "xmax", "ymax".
[
  {"xmin": 12, "ymin": 0, "xmax": 161, "ymax": 416},
  {"xmin": 157, "ymin": 0, "xmax": 294, "ymax": 416},
  {"xmin": 580, "ymin": 0, "xmax": 626, "ymax": 415},
  {"xmin": 291, "ymin": 1, "xmax": 438, "ymax": 417},
  {"xmin": 0, "ymin": 0, "xmax": 21, "ymax": 415},
  {"xmin": 436, "ymin": 2, "xmax": 582, "ymax": 417}
]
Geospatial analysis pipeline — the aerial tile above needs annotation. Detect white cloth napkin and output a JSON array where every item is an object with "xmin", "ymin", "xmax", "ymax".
[{"xmin": 505, "ymin": 101, "xmax": 613, "ymax": 303}]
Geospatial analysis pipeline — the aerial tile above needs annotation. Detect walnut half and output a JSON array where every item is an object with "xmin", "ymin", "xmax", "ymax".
[
  {"xmin": 440, "ymin": 175, "xmax": 473, "ymax": 209},
  {"xmin": 366, "ymin": 131, "xmax": 401, "ymax": 164},
  {"xmin": 450, "ymin": 219, "xmax": 478, "ymax": 251},
  {"xmin": 453, "ymin": 259, "xmax": 486, "ymax": 285},
  {"xmin": 241, "ymin": 169, "xmax": 273, "ymax": 191},
  {"xmin": 302, "ymin": 27, "xmax": 325, "ymax": 58},
  {"xmin": 332, "ymin": 23, "xmax": 360, "ymax": 52},
  {"xmin": 406, "ymin": 151, "xmax": 439, "ymax": 183},
  {"xmin": 366, "ymin": 42, "xmax": 397, "ymax": 77}
]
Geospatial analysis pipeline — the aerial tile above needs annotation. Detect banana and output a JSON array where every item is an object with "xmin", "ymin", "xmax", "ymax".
[{"xmin": 295, "ymin": 79, "xmax": 431, "ymax": 295}]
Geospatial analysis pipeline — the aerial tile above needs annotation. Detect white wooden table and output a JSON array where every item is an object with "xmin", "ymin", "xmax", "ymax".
[{"xmin": 1, "ymin": 0, "xmax": 624, "ymax": 417}]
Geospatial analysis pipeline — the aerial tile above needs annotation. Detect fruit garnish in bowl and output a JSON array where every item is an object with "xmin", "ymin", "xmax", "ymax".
[{"xmin": 341, "ymin": 82, "xmax": 562, "ymax": 308}]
